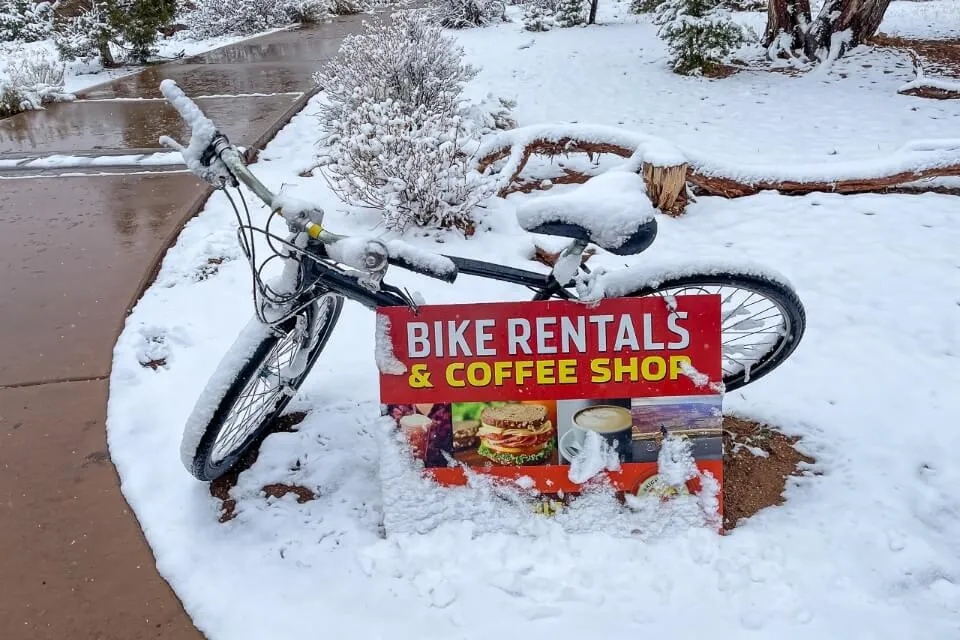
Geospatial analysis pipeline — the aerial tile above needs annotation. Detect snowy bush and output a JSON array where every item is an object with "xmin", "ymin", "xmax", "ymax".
[
  {"xmin": 53, "ymin": 2, "xmax": 115, "ymax": 62},
  {"xmin": 54, "ymin": 0, "xmax": 176, "ymax": 64},
  {"xmin": 182, "ymin": 0, "xmax": 293, "ymax": 38},
  {"xmin": 553, "ymin": 0, "xmax": 586, "ymax": 26},
  {"xmin": 326, "ymin": 0, "xmax": 370, "ymax": 15},
  {"xmin": 522, "ymin": 1, "xmax": 555, "ymax": 31},
  {"xmin": 318, "ymin": 99, "xmax": 493, "ymax": 231},
  {"xmin": 427, "ymin": 0, "xmax": 505, "ymax": 29},
  {"xmin": 630, "ymin": 0, "xmax": 664, "ymax": 13},
  {"xmin": 314, "ymin": 13, "xmax": 493, "ymax": 232},
  {"xmin": 722, "ymin": 0, "xmax": 765, "ymax": 10},
  {"xmin": 0, "ymin": 0, "xmax": 53, "ymax": 42},
  {"xmin": 0, "ymin": 48, "xmax": 73, "ymax": 117},
  {"xmin": 314, "ymin": 13, "xmax": 478, "ymax": 127},
  {"xmin": 654, "ymin": 0, "xmax": 749, "ymax": 75}
]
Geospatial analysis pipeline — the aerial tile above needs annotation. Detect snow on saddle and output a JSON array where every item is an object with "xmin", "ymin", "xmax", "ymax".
[{"xmin": 515, "ymin": 170, "xmax": 658, "ymax": 256}]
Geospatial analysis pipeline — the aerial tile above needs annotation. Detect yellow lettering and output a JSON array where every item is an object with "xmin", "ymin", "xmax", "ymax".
[
  {"xmin": 670, "ymin": 355, "xmax": 692, "ymax": 380},
  {"xmin": 445, "ymin": 363, "xmax": 465, "ymax": 387},
  {"xmin": 493, "ymin": 360, "xmax": 512, "ymax": 386},
  {"xmin": 614, "ymin": 357, "xmax": 639, "ymax": 382},
  {"xmin": 591, "ymin": 358, "xmax": 611, "ymax": 383},
  {"xmin": 536, "ymin": 359, "xmax": 556, "ymax": 384},
  {"xmin": 558, "ymin": 359, "xmax": 577, "ymax": 384},
  {"xmin": 467, "ymin": 362, "xmax": 492, "ymax": 386},
  {"xmin": 642, "ymin": 356, "xmax": 667, "ymax": 381},
  {"xmin": 515, "ymin": 360, "xmax": 534, "ymax": 385}
]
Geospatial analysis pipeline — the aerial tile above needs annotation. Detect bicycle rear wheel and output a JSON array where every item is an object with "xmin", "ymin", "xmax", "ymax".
[
  {"xmin": 181, "ymin": 293, "xmax": 343, "ymax": 481},
  {"xmin": 620, "ymin": 272, "xmax": 805, "ymax": 391}
]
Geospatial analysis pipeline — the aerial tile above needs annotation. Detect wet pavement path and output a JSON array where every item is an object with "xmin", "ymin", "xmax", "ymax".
[{"xmin": 0, "ymin": 15, "xmax": 365, "ymax": 640}]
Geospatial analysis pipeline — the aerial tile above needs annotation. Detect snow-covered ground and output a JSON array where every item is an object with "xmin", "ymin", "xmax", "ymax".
[{"xmin": 107, "ymin": 3, "xmax": 960, "ymax": 639}]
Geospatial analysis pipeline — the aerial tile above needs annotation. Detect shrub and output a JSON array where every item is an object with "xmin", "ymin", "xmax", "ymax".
[
  {"xmin": 630, "ymin": 0, "xmax": 664, "ymax": 13},
  {"xmin": 318, "ymin": 98, "xmax": 493, "ymax": 231},
  {"xmin": 54, "ymin": 0, "xmax": 176, "ymax": 64},
  {"xmin": 722, "ymin": 0, "xmax": 765, "ymax": 9},
  {"xmin": 53, "ymin": 2, "xmax": 115, "ymax": 62},
  {"xmin": 553, "ymin": 0, "xmax": 586, "ymax": 27},
  {"xmin": 119, "ymin": 0, "xmax": 177, "ymax": 62},
  {"xmin": 0, "ymin": 48, "xmax": 73, "ymax": 117},
  {"xmin": 427, "ymin": 0, "xmax": 505, "ymax": 29},
  {"xmin": 522, "ymin": 1, "xmax": 554, "ymax": 31},
  {"xmin": 313, "ymin": 13, "xmax": 478, "ymax": 128},
  {"xmin": 654, "ymin": 0, "xmax": 748, "ymax": 75},
  {"xmin": 182, "ymin": 0, "xmax": 293, "ymax": 38},
  {"xmin": 0, "ymin": 0, "xmax": 53, "ymax": 42},
  {"xmin": 314, "ymin": 13, "xmax": 493, "ymax": 232}
]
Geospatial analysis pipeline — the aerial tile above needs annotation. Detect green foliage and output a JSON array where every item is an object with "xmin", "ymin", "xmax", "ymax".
[
  {"xmin": 654, "ymin": 0, "xmax": 748, "ymax": 75},
  {"xmin": 115, "ymin": 0, "xmax": 177, "ymax": 63},
  {"xmin": 553, "ymin": 0, "xmax": 586, "ymax": 27},
  {"xmin": 630, "ymin": 0, "xmax": 664, "ymax": 14},
  {"xmin": 54, "ymin": 0, "xmax": 177, "ymax": 64},
  {"xmin": 0, "ymin": 0, "xmax": 53, "ymax": 42}
]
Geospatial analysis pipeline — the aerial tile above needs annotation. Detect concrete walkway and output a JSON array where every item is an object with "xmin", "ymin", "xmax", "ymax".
[{"xmin": 0, "ymin": 16, "xmax": 364, "ymax": 639}]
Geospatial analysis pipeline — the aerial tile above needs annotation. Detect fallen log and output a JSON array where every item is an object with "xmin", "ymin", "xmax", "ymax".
[
  {"xmin": 475, "ymin": 124, "xmax": 960, "ymax": 214},
  {"xmin": 896, "ymin": 48, "xmax": 960, "ymax": 100}
]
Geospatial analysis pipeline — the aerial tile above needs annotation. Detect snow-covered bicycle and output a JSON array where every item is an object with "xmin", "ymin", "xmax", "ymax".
[{"xmin": 159, "ymin": 80, "xmax": 806, "ymax": 482}]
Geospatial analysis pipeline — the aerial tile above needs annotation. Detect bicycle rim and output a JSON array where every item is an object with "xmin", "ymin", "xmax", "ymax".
[{"xmin": 631, "ymin": 274, "xmax": 805, "ymax": 390}]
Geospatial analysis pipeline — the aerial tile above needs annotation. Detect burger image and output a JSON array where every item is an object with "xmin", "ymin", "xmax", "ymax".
[{"xmin": 477, "ymin": 404, "xmax": 555, "ymax": 465}]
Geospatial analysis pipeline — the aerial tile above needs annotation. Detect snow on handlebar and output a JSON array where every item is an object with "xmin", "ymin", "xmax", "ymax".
[
  {"xmin": 158, "ymin": 79, "xmax": 234, "ymax": 187},
  {"xmin": 157, "ymin": 80, "xmax": 457, "ymax": 284}
]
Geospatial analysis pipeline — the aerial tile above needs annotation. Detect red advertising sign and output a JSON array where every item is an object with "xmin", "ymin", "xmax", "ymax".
[{"xmin": 378, "ymin": 295, "xmax": 722, "ymax": 497}]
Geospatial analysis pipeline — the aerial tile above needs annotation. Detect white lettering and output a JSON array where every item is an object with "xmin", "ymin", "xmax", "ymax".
[
  {"xmin": 613, "ymin": 315, "xmax": 640, "ymax": 351},
  {"xmin": 447, "ymin": 320, "xmax": 472, "ymax": 357},
  {"xmin": 667, "ymin": 311, "xmax": 690, "ymax": 349},
  {"xmin": 433, "ymin": 320, "xmax": 444, "ymax": 357},
  {"xmin": 536, "ymin": 317, "xmax": 557, "ymax": 354},
  {"xmin": 507, "ymin": 318, "xmax": 533, "ymax": 355},
  {"xmin": 475, "ymin": 319, "xmax": 496, "ymax": 356},
  {"xmin": 643, "ymin": 313, "xmax": 665, "ymax": 350},
  {"xmin": 560, "ymin": 316, "xmax": 586, "ymax": 353},
  {"xmin": 589, "ymin": 314, "xmax": 615, "ymax": 352},
  {"xmin": 407, "ymin": 322, "xmax": 430, "ymax": 358}
]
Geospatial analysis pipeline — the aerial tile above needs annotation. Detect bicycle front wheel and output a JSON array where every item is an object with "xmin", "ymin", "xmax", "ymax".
[
  {"xmin": 180, "ymin": 293, "xmax": 343, "ymax": 481},
  {"xmin": 620, "ymin": 272, "xmax": 805, "ymax": 392}
]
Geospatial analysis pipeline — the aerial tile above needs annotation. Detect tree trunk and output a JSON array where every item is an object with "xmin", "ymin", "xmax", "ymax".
[
  {"xmin": 765, "ymin": 0, "xmax": 892, "ymax": 62},
  {"xmin": 763, "ymin": 0, "xmax": 811, "ymax": 54},
  {"xmin": 588, "ymin": 0, "xmax": 599, "ymax": 25}
]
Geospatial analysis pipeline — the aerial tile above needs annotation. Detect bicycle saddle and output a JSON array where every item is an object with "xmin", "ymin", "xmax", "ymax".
[{"xmin": 515, "ymin": 171, "xmax": 658, "ymax": 256}]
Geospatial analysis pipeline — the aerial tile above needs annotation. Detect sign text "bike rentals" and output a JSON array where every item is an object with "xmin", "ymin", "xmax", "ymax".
[{"xmin": 378, "ymin": 297, "xmax": 721, "ymax": 404}]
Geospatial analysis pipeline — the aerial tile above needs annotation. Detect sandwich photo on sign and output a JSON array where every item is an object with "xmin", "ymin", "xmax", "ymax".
[{"xmin": 452, "ymin": 401, "xmax": 558, "ymax": 466}]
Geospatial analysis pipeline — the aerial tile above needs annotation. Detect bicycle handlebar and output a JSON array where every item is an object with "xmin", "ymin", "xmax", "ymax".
[{"xmin": 157, "ymin": 80, "xmax": 460, "ymax": 284}]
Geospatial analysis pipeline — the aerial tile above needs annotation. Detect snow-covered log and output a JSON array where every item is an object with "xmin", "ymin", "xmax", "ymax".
[
  {"xmin": 475, "ymin": 124, "xmax": 960, "ymax": 214},
  {"xmin": 897, "ymin": 49, "xmax": 960, "ymax": 100}
]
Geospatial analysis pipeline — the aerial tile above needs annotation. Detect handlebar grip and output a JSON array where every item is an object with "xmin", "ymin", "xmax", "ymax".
[{"xmin": 160, "ymin": 79, "xmax": 216, "ymax": 139}]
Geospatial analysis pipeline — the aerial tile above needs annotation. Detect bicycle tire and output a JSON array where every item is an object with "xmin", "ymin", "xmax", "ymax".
[
  {"xmin": 181, "ymin": 294, "xmax": 343, "ymax": 481},
  {"xmin": 620, "ymin": 271, "xmax": 805, "ymax": 392}
]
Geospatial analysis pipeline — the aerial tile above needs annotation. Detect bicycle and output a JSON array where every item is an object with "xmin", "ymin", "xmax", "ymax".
[{"xmin": 159, "ymin": 79, "xmax": 806, "ymax": 482}]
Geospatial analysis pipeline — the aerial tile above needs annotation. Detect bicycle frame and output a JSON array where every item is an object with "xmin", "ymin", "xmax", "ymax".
[{"xmin": 299, "ymin": 245, "xmax": 579, "ymax": 313}]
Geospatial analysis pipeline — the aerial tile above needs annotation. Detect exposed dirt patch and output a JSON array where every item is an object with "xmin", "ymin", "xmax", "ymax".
[
  {"xmin": 263, "ymin": 483, "xmax": 316, "ymax": 503},
  {"xmin": 722, "ymin": 416, "xmax": 815, "ymax": 531},
  {"xmin": 140, "ymin": 357, "xmax": 167, "ymax": 370},
  {"xmin": 870, "ymin": 34, "xmax": 960, "ymax": 76},
  {"xmin": 703, "ymin": 64, "xmax": 741, "ymax": 79},
  {"xmin": 209, "ymin": 411, "xmax": 309, "ymax": 522},
  {"xmin": 194, "ymin": 256, "xmax": 227, "ymax": 281}
]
